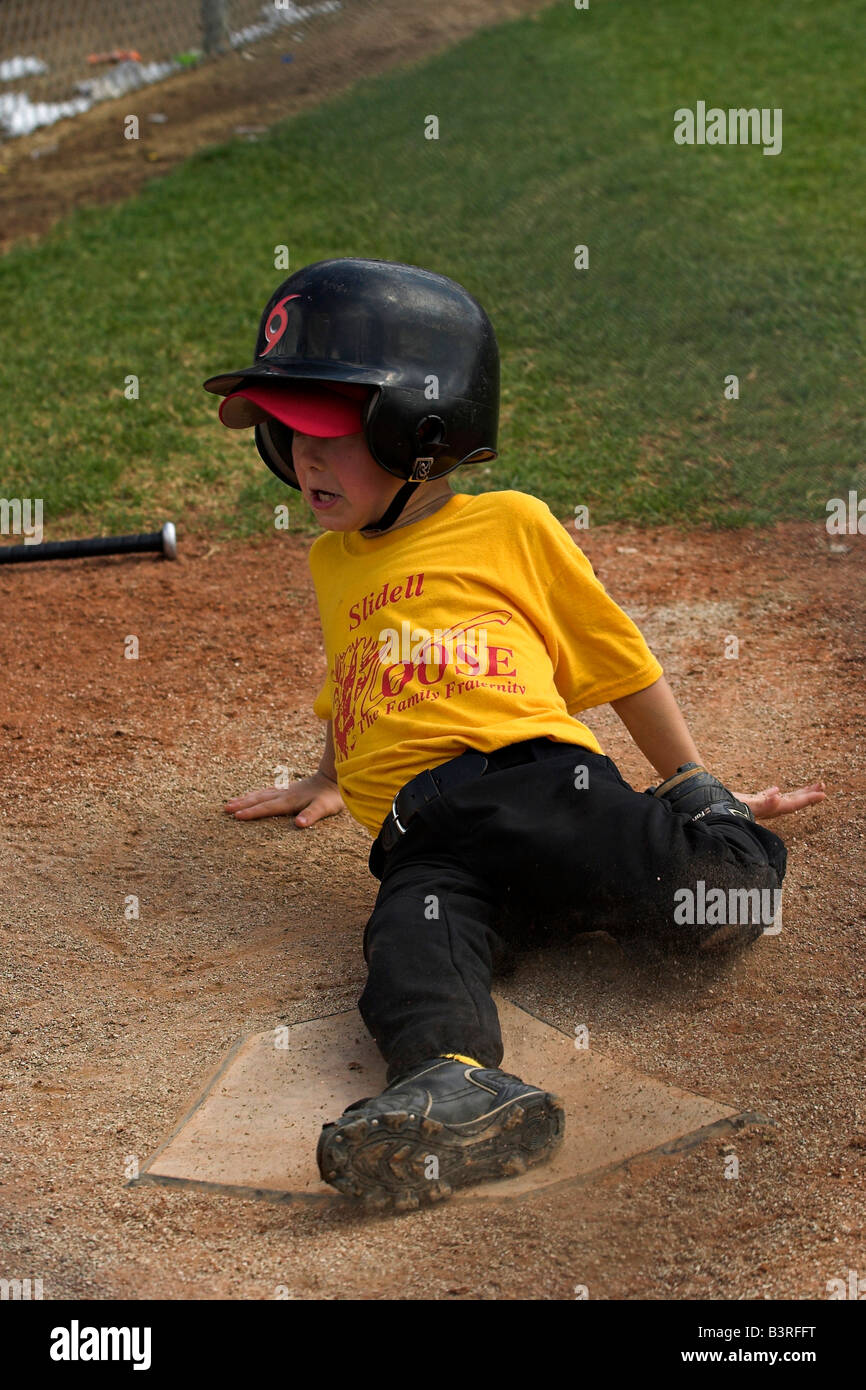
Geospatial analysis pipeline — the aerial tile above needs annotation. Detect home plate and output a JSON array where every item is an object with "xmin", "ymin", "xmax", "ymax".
[{"xmin": 133, "ymin": 995, "xmax": 762, "ymax": 1205}]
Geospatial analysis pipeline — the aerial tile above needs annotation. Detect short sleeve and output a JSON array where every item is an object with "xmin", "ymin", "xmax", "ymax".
[{"xmin": 540, "ymin": 544, "xmax": 663, "ymax": 712}]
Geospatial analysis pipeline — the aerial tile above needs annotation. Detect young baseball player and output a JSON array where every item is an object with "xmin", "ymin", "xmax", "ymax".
[{"xmin": 206, "ymin": 258, "xmax": 825, "ymax": 1211}]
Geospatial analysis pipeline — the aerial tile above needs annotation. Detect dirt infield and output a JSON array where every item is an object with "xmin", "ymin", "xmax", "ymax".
[
  {"xmin": 1, "ymin": 0, "xmax": 864, "ymax": 1305},
  {"xmin": 0, "ymin": 0, "xmax": 552, "ymax": 254},
  {"xmin": 1, "ymin": 517, "xmax": 863, "ymax": 1299}
]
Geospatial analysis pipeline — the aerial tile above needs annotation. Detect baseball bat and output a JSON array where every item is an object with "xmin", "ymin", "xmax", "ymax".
[{"xmin": 0, "ymin": 521, "xmax": 177, "ymax": 564}]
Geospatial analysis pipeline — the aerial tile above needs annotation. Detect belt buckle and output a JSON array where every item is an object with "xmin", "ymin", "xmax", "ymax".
[{"xmin": 390, "ymin": 791, "xmax": 408, "ymax": 836}]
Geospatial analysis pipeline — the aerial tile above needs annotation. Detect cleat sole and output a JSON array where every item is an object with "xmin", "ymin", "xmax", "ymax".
[{"xmin": 318, "ymin": 1091, "xmax": 565, "ymax": 1211}]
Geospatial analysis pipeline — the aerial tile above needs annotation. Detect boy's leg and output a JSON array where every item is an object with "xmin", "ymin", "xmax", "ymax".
[
  {"xmin": 438, "ymin": 747, "xmax": 787, "ymax": 950},
  {"xmin": 318, "ymin": 800, "xmax": 564, "ymax": 1208},
  {"xmin": 360, "ymin": 808, "xmax": 509, "ymax": 1078}
]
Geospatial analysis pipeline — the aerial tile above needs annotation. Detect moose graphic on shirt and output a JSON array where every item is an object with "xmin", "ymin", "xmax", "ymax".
[{"xmin": 331, "ymin": 610, "xmax": 518, "ymax": 759}]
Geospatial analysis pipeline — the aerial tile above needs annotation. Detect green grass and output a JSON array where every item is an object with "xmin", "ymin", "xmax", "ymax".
[{"xmin": 1, "ymin": 0, "xmax": 864, "ymax": 540}]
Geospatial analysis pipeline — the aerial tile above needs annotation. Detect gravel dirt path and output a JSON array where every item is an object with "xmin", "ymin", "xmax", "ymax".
[{"xmin": 1, "ymin": 517, "xmax": 862, "ymax": 1299}]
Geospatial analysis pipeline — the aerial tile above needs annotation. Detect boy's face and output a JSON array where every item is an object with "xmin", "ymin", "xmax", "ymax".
[{"xmin": 292, "ymin": 429, "xmax": 407, "ymax": 533}]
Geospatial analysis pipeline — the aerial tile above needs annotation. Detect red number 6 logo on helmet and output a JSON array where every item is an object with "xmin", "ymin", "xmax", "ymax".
[{"xmin": 261, "ymin": 294, "xmax": 300, "ymax": 355}]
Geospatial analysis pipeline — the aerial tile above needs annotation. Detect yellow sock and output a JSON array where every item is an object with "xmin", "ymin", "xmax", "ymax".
[{"xmin": 441, "ymin": 1052, "xmax": 483, "ymax": 1067}]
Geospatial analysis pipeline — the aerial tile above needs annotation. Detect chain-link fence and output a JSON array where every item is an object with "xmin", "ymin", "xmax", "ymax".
[{"xmin": 0, "ymin": 0, "xmax": 343, "ymax": 137}]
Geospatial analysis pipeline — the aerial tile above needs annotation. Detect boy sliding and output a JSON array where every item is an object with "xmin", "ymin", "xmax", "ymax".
[{"xmin": 207, "ymin": 258, "xmax": 825, "ymax": 1211}]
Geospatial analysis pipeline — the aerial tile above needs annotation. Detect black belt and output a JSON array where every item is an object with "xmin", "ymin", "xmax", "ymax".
[{"xmin": 377, "ymin": 738, "xmax": 573, "ymax": 855}]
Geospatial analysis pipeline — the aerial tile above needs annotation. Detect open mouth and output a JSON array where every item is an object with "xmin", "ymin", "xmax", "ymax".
[{"xmin": 310, "ymin": 488, "xmax": 341, "ymax": 508}]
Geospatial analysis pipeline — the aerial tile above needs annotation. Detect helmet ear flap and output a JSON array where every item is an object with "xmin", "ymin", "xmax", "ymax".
[
  {"xmin": 416, "ymin": 415, "xmax": 447, "ymax": 447},
  {"xmin": 255, "ymin": 418, "xmax": 300, "ymax": 489}
]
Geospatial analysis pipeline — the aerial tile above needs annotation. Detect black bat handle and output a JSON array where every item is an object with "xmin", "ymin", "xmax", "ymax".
[{"xmin": 0, "ymin": 522, "xmax": 177, "ymax": 564}]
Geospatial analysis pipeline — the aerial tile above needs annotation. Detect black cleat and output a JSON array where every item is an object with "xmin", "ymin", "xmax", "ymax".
[
  {"xmin": 317, "ymin": 1057, "xmax": 565, "ymax": 1211},
  {"xmin": 647, "ymin": 762, "xmax": 756, "ymax": 824}
]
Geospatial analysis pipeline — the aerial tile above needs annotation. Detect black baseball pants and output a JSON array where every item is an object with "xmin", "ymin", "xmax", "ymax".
[{"xmin": 360, "ymin": 739, "xmax": 788, "ymax": 1080}]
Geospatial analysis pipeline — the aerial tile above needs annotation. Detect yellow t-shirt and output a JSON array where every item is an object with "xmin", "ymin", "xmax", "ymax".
[{"xmin": 309, "ymin": 490, "xmax": 662, "ymax": 836}]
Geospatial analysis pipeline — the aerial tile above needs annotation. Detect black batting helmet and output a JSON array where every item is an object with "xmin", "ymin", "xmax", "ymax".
[{"xmin": 203, "ymin": 258, "xmax": 499, "ymax": 527}]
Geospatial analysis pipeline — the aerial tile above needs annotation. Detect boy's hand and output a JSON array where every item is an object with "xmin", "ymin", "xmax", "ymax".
[
  {"xmin": 224, "ymin": 772, "xmax": 344, "ymax": 828},
  {"xmin": 730, "ymin": 779, "xmax": 827, "ymax": 820}
]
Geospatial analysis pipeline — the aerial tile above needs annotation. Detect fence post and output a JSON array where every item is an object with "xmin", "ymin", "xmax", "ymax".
[{"xmin": 201, "ymin": 0, "xmax": 230, "ymax": 56}]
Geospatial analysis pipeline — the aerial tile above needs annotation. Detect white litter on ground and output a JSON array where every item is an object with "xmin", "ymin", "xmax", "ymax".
[
  {"xmin": 73, "ymin": 58, "xmax": 180, "ymax": 104},
  {"xmin": 0, "ymin": 1, "xmax": 341, "ymax": 140},
  {"xmin": 0, "ymin": 91, "xmax": 91, "ymax": 138},
  {"xmin": 229, "ymin": 1, "xmax": 341, "ymax": 50},
  {"xmin": 0, "ymin": 55, "xmax": 48, "ymax": 81},
  {"xmin": 0, "ymin": 58, "xmax": 178, "ymax": 138}
]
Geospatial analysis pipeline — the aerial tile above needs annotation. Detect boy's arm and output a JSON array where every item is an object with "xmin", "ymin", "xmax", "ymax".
[
  {"xmin": 609, "ymin": 674, "xmax": 702, "ymax": 780},
  {"xmin": 223, "ymin": 717, "xmax": 343, "ymax": 824},
  {"xmin": 609, "ymin": 673, "xmax": 827, "ymax": 819},
  {"xmin": 318, "ymin": 719, "xmax": 339, "ymax": 785}
]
